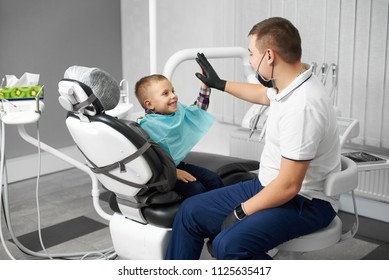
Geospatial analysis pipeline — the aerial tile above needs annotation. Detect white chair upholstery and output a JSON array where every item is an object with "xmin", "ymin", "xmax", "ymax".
[{"xmin": 277, "ymin": 156, "xmax": 359, "ymax": 253}]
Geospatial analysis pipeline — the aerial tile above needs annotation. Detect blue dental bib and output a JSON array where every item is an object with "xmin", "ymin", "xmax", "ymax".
[{"xmin": 140, "ymin": 102, "xmax": 214, "ymax": 165}]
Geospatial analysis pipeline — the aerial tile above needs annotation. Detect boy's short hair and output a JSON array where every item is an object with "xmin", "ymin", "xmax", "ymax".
[
  {"xmin": 248, "ymin": 17, "xmax": 302, "ymax": 63},
  {"xmin": 135, "ymin": 74, "xmax": 168, "ymax": 109}
]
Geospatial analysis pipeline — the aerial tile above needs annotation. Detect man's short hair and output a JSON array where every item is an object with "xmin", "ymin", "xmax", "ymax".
[{"xmin": 249, "ymin": 17, "xmax": 302, "ymax": 63}]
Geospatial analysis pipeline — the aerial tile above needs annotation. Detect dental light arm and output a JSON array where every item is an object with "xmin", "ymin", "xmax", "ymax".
[{"xmin": 163, "ymin": 47, "xmax": 256, "ymax": 83}]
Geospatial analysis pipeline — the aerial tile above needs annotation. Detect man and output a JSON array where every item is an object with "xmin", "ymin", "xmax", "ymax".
[{"xmin": 165, "ymin": 17, "xmax": 340, "ymax": 260}]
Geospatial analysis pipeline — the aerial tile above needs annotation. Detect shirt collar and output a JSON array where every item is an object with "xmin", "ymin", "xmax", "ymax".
[
  {"xmin": 274, "ymin": 64, "xmax": 313, "ymax": 102},
  {"xmin": 145, "ymin": 108, "xmax": 157, "ymax": 114}
]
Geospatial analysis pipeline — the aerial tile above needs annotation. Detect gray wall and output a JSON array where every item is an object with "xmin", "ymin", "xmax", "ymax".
[{"xmin": 0, "ymin": 0, "xmax": 122, "ymax": 158}]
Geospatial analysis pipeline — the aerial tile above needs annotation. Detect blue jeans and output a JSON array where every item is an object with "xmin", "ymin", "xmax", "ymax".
[
  {"xmin": 165, "ymin": 177, "xmax": 336, "ymax": 260},
  {"xmin": 173, "ymin": 162, "xmax": 224, "ymax": 198}
]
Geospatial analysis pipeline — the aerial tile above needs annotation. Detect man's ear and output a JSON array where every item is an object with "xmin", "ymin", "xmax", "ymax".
[{"xmin": 267, "ymin": 49, "xmax": 275, "ymax": 64}]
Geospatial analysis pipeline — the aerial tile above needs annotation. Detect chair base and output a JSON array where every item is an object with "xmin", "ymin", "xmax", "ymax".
[
  {"xmin": 277, "ymin": 216, "xmax": 342, "ymax": 252},
  {"xmin": 110, "ymin": 213, "xmax": 171, "ymax": 259}
]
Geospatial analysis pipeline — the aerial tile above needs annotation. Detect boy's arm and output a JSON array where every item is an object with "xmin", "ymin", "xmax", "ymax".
[{"xmin": 195, "ymin": 86, "xmax": 211, "ymax": 111}]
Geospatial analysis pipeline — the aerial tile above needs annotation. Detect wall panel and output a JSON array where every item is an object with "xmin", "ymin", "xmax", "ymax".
[{"xmin": 121, "ymin": 0, "xmax": 389, "ymax": 154}]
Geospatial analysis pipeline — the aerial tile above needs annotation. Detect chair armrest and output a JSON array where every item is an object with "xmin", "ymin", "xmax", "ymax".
[
  {"xmin": 324, "ymin": 156, "xmax": 358, "ymax": 196},
  {"xmin": 184, "ymin": 152, "xmax": 259, "ymax": 177}
]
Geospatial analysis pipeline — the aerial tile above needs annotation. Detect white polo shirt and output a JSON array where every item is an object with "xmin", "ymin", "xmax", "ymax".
[{"xmin": 258, "ymin": 66, "xmax": 341, "ymax": 211}]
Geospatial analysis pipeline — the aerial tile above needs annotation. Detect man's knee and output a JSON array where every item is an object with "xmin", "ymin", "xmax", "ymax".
[
  {"xmin": 212, "ymin": 230, "xmax": 271, "ymax": 260},
  {"xmin": 212, "ymin": 231, "xmax": 245, "ymax": 259}
]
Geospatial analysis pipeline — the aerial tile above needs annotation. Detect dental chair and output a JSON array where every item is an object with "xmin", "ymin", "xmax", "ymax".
[{"xmin": 58, "ymin": 66, "xmax": 259, "ymax": 259}]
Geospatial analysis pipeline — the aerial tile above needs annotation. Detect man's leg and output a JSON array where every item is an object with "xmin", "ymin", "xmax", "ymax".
[
  {"xmin": 165, "ymin": 178, "xmax": 261, "ymax": 259},
  {"xmin": 212, "ymin": 195, "xmax": 336, "ymax": 259}
]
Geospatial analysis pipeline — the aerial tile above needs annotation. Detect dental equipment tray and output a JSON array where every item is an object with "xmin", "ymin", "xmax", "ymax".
[{"xmin": 342, "ymin": 151, "xmax": 387, "ymax": 165}]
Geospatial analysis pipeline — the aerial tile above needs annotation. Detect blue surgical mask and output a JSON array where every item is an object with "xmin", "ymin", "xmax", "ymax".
[{"xmin": 256, "ymin": 52, "xmax": 275, "ymax": 88}]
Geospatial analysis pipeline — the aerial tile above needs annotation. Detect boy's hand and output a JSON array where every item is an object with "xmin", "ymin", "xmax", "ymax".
[
  {"xmin": 195, "ymin": 53, "xmax": 226, "ymax": 91},
  {"xmin": 177, "ymin": 169, "xmax": 197, "ymax": 183}
]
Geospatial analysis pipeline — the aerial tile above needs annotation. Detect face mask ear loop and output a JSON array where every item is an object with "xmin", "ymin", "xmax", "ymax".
[
  {"xmin": 256, "ymin": 52, "xmax": 266, "ymax": 73},
  {"xmin": 270, "ymin": 61, "xmax": 277, "ymax": 90},
  {"xmin": 268, "ymin": 50, "xmax": 277, "ymax": 90}
]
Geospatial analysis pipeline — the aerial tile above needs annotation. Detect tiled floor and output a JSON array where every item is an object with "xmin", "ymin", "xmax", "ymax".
[{"xmin": 1, "ymin": 168, "xmax": 389, "ymax": 260}]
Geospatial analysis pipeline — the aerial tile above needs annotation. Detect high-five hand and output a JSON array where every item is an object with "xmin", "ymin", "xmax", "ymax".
[{"xmin": 195, "ymin": 53, "xmax": 226, "ymax": 91}]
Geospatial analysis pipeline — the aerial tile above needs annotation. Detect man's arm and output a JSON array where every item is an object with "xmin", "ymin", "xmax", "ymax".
[
  {"xmin": 243, "ymin": 158, "xmax": 310, "ymax": 215},
  {"xmin": 224, "ymin": 81, "xmax": 270, "ymax": 105},
  {"xmin": 195, "ymin": 52, "xmax": 270, "ymax": 106}
]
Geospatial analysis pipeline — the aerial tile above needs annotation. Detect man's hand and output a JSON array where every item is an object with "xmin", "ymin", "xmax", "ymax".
[
  {"xmin": 195, "ymin": 53, "xmax": 226, "ymax": 91},
  {"xmin": 176, "ymin": 169, "xmax": 197, "ymax": 183}
]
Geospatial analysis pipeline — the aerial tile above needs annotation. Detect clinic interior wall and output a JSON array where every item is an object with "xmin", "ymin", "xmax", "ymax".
[
  {"xmin": 121, "ymin": 0, "xmax": 389, "ymax": 157},
  {"xmin": 121, "ymin": 0, "xmax": 252, "ymax": 156},
  {"xmin": 0, "ymin": 0, "xmax": 122, "ymax": 159}
]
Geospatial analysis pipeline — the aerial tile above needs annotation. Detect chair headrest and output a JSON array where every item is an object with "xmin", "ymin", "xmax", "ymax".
[{"xmin": 58, "ymin": 66, "xmax": 120, "ymax": 115}]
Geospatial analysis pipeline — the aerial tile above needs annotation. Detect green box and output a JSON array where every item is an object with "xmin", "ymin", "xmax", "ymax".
[{"xmin": 0, "ymin": 85, "xmax": 44, "ymax": 100}]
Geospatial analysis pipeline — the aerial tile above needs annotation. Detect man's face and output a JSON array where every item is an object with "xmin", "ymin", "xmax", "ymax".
[
  {"xmin": 248, "ymin": 35, "xmax": 272, "ymax": 80},
  {"xmin": 248, "ymin": 35, "xmax": 262, "ymax": 70}
]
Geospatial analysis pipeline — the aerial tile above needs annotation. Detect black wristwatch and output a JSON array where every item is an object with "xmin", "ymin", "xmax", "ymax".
[{"xmin": 234, "ymin": 204, "xmax": 247, "ymax": 220}]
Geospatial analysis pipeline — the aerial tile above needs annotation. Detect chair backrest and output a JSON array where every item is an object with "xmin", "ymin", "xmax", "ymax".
[
  {"xmin": 66, "ymin": 113, "xmax": 158, "ymax": 199},
  {"xmin": 324, "ymin": 155, "xmax": 358, "ymax": 197},
  {"xmin": 66, "ymin": 111, "xmax": 182, "ymax": 224},
  {"xmin": 58, "ymin": 74, "xmax": 180, "ymax": 223}
]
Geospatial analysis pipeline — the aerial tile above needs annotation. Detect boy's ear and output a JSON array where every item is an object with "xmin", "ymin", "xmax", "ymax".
[{"xmin": 144, "ymin": 99, "xmax": 153, "ymax": 109}]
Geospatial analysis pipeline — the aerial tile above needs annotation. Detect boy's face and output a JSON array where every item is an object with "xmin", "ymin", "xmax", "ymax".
[{"xmin": 144, "ymin": 79, "xmax": 178, "ymax": 114}]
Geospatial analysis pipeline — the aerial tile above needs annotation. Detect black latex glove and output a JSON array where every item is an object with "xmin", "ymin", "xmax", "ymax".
[
  {"xmin": 195, "ymin": 53, "xmax": 227, "ymax": 91},
  {"xmin": 221, "ymin": 211, "xmax": 239, "ymax": 231}
]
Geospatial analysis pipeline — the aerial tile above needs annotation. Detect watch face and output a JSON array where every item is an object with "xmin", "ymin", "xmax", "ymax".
[{"xmin": 235, "ymin": 204, "xmax": 246, "ymax": 219}]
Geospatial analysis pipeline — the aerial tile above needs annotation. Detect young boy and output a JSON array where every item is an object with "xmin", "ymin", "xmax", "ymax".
[{"xmin": 134, "ymin": 74, "xmax": 224, "ymax": 198}]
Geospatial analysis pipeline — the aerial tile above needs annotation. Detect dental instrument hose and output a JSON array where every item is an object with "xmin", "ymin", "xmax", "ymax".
[
  {"xmin": 34, "ymin": 120, "xmax": 54, "ymax": 259},
  {"xmin": 12, "ymin": 125, "xmax": 116, "ymax": 259},
  {"xmin": 1, "ymin": 122, "xmax": 115, "ymax": 260},
  {"xmin": 0, "ymin": 121, "xmax": 16, "ymax": 259},
  {"xmin": 0, "ymin": 119, "xmax": 50, "ymax": 259},
  {"xmin": 0, "ymin": 114, "xmax": 53, "ymax": 259}
]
